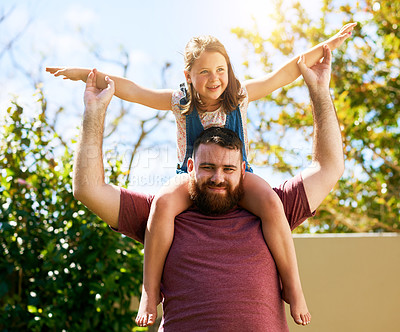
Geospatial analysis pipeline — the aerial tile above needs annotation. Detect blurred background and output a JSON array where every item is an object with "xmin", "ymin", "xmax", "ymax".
[{"xmin": 1, "ymin": 0, "xmax": 399, "ymax": 330}]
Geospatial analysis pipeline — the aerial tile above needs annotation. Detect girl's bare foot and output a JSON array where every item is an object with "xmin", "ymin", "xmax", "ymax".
[
  {"xmin": 135, "ymin": 288, "xmax": 159, "ymax": 327},
  {"xmin": 282, "ymin": 287, "xmax": 311, "ymax": 326}
]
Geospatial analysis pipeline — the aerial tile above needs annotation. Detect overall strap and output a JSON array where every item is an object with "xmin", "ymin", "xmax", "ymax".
[
  {"xmin": 177, "ymin": 106, "xmax": 204, "ymax": 173},
  {"xmin": 224, "ymin": 106, "xmax": 253, "ymax": 173}
]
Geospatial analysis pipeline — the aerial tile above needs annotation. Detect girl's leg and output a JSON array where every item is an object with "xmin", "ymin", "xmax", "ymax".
[
  {"xmin": 135, "ymin": 174, "xmax": 191, "ymax": 327},
  {"xmin": 240, "ymin": 172, "xmax": 311, "ymax": 326}
]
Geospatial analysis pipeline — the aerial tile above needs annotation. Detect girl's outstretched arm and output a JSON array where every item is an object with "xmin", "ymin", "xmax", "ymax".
[
  {"xmin": 46, "ymin": 67, "xmax": 173, "ymax": 110},
  {"xmin": 244, "ymin": 22, "xmax": 357, "ymax": 102}
]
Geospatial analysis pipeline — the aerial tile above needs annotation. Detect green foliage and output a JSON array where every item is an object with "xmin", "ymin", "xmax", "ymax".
[
  {"xmin": 0, "ymin": 94, "xmax": 144, "ymax": 331},
  {"xmin": 233, "ymin": 0, "xmax": 400, "ymax": 233}
]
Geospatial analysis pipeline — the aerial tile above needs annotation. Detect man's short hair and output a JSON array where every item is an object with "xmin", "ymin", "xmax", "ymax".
[{"xmin": 192, "ymin": 127, "xmax": 243, "ymax": 159}]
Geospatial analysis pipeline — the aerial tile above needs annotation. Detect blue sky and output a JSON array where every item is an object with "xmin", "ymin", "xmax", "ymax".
[{"xmin": 1, "ymin": 0, "xmax": 325, "ymax": 192}]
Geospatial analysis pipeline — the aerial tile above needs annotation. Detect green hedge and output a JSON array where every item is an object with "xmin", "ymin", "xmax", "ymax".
[{"xmin": 0, "ymin": 98, "xmax": 144, "ymax": 331}]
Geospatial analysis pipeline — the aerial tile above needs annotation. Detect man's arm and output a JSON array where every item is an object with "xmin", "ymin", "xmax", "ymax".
[
  {"xmin": 298, "ymin": 45, "xmax": 345, "ymax": 212},
  {"xmin": 73, "ymin": 69, "xmax": 121, "ymax": 229}
]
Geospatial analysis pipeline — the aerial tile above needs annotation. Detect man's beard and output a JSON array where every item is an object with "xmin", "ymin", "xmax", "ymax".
[{"xmin": 188, "ymin": 175, "xmax": 245, "ymax": 216}]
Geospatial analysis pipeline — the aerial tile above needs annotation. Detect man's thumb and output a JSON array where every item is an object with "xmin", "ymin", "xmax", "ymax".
[
  {"xmin": 297, "ymin": 54, "xmax": 307, "ymax": 75},
  {"xmin": 105, "ymin": 76, "xmax": 115, "ymax": 93}
]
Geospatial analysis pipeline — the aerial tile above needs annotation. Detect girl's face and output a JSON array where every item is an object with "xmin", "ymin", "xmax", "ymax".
[{"xmin": 185, "ymin": 51, "xmax": 228, "ymax": 109}]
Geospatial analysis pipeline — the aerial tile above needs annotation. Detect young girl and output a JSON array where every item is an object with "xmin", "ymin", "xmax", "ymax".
[{"xmin": 47, "ymin": 22, "xmax": 356, "ymax": 327}]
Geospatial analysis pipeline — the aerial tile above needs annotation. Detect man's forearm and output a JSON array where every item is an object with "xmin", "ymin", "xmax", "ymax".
[
  {"xmin": 73, "ymin": 105, "xmax": 106, "ymax": 199},
  {"xmin": 72, "ymin": 71, "xmax": 121, "ymax": 227},
  {"xmin": 309, "ymin": 87, "xmax": 344, "ymax": 176}
]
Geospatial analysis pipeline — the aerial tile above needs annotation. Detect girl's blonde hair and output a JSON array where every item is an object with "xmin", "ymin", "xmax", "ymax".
[{"xmin": 181, "ymin": 35, "xmax": 245, "ymax": 115}]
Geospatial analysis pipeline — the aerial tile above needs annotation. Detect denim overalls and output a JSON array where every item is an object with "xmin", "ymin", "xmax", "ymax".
[{"xmin": 176, "ymin": 85, "xmax": 253, "ymax": 174}]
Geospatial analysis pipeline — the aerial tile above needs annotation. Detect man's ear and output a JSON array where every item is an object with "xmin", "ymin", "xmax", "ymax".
[
  {"xmin": 241, "ymin": 161, "xmax": 246, "ymax": 176},
  {"xmin": 187, "ymin": 158, "xmax": 194, "ymax": 173},
  {"xmin": 184, "ymin": 70, "xmax": 191, "ymax": 84}
]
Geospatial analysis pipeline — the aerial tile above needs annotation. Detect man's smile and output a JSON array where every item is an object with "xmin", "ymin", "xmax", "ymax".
[{"xmin": 206, "ymin": 183, "xmax": 227, "ymax": 193}]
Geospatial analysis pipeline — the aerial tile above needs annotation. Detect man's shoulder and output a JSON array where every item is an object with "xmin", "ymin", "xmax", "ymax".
[
  {"xmin": 273, "ymin": 173, "xmax": 303, "ymax": 193},
  {"xmin": 120, "ymin": 187, "xmax": 154, "ymax": 201},
  {"xmin": 115, "ymin": 187, "xmax": 155, "ymax": 243}
]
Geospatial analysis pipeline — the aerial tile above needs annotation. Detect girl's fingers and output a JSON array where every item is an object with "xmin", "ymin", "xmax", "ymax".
[
  {"xmin": 45, "ymin": 67, "xmax": 58, "ymax": 73},
  {"xmin": 51, "ymin": 68, "xmax": 62, "ymax": 75},
  {"xmin": 339, "ymin": 22, "xmax": 356, "ymax": 34},
  {"xmin": 339, "ymin": 32, "xmax": 351, "ymax": 39}
]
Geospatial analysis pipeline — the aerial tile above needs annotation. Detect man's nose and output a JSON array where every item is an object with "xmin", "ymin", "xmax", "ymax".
[{"xmin": 211, "ymin": 169, "xmax": 224, "ymax": 184}]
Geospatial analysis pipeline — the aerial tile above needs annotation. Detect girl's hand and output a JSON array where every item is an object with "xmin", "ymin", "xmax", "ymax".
[
  {"xmin": 327, "ymin": 22, "xmax": 357, "ymax": 50},
  {"xmin": 46, "ymin": 67, "xmax": 88, "ymax": 81}
]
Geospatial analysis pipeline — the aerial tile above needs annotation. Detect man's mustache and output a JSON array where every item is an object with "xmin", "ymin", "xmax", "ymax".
[{"xmin": 204, "ymin": 180, "xmax": 228, "ymax": 188}]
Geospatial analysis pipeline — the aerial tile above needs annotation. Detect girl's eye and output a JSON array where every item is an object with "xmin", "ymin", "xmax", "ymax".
[
  {"xmin": 217, "ymin": 68, "xmax": 225, "ymax": 72},
  {"xmin": 200, "ymin": 70, "xmax": 208, "ymax": 74}
]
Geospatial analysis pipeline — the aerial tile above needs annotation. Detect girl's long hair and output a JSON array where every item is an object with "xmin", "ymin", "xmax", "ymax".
[{"xmin": 181, "ymin": 35, "xmax": 245, "ymax": 115}]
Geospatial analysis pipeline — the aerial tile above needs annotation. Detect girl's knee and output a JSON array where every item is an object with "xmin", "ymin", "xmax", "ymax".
[
  {"xmin": 241, "ymin": 176, "xmax": 285, "ymax": 216},
  {"xmin": 152, "ymin": 191, "xmax": 177, "ymax": 214},
  {"xmin": 151, "ymin": 181, "xmax": 191, "ymax": 216},
  {"xmin": 263, "ymin": 189, "xmax": 284, "ymax": 211},
  {"xmin": 253, "ymin": 187, "xmax": 282, "ymax": 208}
]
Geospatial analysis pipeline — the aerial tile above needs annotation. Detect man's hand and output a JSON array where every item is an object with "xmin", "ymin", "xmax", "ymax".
[
  {"xmin": 297, "ymin": 44, "xmax": 332, "ymax": 93},
  {"xmin": 84, "ymin": 69, "xmax": 115, "ymax": 111}
]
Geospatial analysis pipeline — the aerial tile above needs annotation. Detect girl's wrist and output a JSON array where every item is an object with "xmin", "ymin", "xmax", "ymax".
[
  {"xmin": 325, "ymin": 37, "xmax": 334, "ymax": 50},
  {"xmin": 81, "ymin": 69, "xmax": 91, "ymax": 82}
]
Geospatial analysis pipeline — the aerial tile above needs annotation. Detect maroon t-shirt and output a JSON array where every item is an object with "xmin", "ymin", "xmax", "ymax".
[{"xmin": 115, "ymin": 173, "xmax": 314, "ymax": 331}]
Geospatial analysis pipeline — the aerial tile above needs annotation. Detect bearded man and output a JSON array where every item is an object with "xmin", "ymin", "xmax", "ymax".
[{"xmin": 187, "ymin": 127, "xmax": 245, "ymax": 216}]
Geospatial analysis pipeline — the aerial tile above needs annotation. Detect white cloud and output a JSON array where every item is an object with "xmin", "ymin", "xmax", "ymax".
[
  {"xmin": 65, "ymin": 5, "xmax": 97, "ymax": 28},
  {"xmin": 129, "ymin": 49, "xmax": 152, "ymax": 66},
  {"xmin": 1, "ymin": 5, "xmax": 30, "ymax": 33}
]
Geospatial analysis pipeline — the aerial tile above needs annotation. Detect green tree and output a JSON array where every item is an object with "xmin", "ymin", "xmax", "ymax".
[
  {"xmin": 0, "ymin": 91, "xmax": 144, "ymax": 331},
  {"xmin": 232, "ymin": 0, "xmax": 399, "ymax": 233}
]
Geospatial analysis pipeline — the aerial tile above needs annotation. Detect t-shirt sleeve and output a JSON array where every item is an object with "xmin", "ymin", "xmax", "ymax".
[
  {"xmin": 273, "ymin": 173, "xmax": 315, "ymax": 230},
  {"xmin": 238, "ymin": 84, "xmax": 249, "ymax": 114},
  {"xmin": 171, "ymin": 89, "xmax": 185, "ymax": 116},
  {"xmin": 110, "ymin": 187, "xmax": 154, "ymax": 243}
]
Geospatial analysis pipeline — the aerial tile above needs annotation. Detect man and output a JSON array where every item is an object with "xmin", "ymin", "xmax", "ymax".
[{"xmin": 73, "ymin": 44, "xmax": 344, "ymax": 331}]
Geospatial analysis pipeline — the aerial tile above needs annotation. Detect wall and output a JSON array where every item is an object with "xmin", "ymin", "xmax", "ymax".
[{"xmin": 286, "ymin": 233, "xmax": 400, "ymax": 332}]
